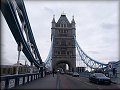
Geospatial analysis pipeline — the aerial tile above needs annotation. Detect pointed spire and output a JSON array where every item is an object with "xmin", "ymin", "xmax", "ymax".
[
  {"xmin": 52, "ymin": 14, "xmax": 56, "ymax": 23},
  {"xmin": 72, "ymin": 15, "xmax": 74, "ymax": 19},
  {"xmin": 53, "ymin": 14, "xmax": 55, "ymax": 18},
  {"xmin": 61, "ymin": 11, "xmax": 66, "ymax": 15},
  {"xmin": 71, "ymin": 15, "xmax": 75, "ymax": 23}
]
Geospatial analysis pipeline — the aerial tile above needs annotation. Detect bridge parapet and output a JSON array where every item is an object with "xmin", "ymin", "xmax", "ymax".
[{"xmin": 0, "ymin": 73, "xmax": 42, "ymax": 89}]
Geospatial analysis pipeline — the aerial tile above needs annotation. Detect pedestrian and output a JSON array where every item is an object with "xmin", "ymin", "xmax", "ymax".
[{"xmin": 53, "ymin": 68, "xmax": 55, "ymax": 77}]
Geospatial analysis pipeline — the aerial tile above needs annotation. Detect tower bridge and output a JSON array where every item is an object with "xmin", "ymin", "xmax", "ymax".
[
  {"xmin": 51, "ymin": 14, "xmax": 76, "ymax": 72},
  {"xmin": 1, "ymin": 0, "xmax": 120, "ymax": 89},
  {"xmin": 45, "ymin": 14, "xmax": 107, "ymax": 73}
]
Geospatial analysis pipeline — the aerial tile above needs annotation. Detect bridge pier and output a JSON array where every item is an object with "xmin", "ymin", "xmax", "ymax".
[
  {"xmin": 30, "ymin": 62, "xmax": 33, "ymax": 73},
  {"xmin": 16, "ymin": 43, "xmax": 23, "ymax": 74},
  {"xmin": 39, "ymin": 66, "xmax": 44, "ymax": 78}
]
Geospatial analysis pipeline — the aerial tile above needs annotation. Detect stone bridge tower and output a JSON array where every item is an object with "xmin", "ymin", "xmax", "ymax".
[{"xmin": 51, "ymin": 13, "xmax": 76, "ymax": 72}]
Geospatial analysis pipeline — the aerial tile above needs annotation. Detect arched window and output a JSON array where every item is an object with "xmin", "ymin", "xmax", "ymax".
[
  {"xmin": 56, "ymin": 41, "xmax": 59, "ymax": 45},
  {"xmin": 61, "ymin": 40, "xmax": 66, "ymax": 46},
  {"xmin": 64, "ymin": 24, "xmax": 66, "ymax": 27},
  {"xmin": 60, "ymin": 20, "xmax": 67, "ymax": 27},
  {"xmin": 58, "ymin": 51, "xmax": 60, "ymax": 55},
  {"xmin": 61, "ymin": 24, "xmax": 64, "ymax": 27}
]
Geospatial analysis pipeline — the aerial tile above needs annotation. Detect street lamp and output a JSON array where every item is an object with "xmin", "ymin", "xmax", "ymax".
[{"xmin": 16, "ymin": 43, "xmax": 23, "ymax": 74}]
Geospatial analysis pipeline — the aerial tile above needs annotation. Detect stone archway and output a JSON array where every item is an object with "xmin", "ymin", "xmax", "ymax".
[{"xmin": 53, "ymin": 60, "xmax": 74, "ymax": 72}]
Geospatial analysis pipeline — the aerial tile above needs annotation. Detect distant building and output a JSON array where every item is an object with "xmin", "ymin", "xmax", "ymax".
[
  {"xmin": 116, "ymin": 60, "xmax": 120, "ymax": 78},
  {"xmin": 0, "ymin": 63, "xmax": 39, "ymax": 76},
  {"xmin": 76, "ymin": 67, "xmax": 86, "ymax": 72}
]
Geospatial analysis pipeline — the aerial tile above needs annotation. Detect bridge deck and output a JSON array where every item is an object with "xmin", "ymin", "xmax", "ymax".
[{"xmin": 14, "ymin": 74, "xmax": 120, "ymax": 89}]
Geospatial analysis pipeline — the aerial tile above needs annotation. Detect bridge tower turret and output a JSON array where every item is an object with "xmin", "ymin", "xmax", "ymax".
[
  {"xmin": 71, "ymin": 15, "xmax": 76, "ymax": 40},
  {"xmin": 71, "ymin": 16, "xmax": 75, "ymax": 28},
  {"xmin": 51, "ymin": 15, "xmax": 56, "ymax": 41}
]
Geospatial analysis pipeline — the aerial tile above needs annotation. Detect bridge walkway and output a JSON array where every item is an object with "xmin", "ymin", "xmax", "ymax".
[{"xmin": 14, "ymin": 74, "xmax": 58, "ymax": 89}]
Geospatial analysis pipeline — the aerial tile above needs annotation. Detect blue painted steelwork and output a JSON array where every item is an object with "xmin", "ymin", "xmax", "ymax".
[
  {"xmin": 44, "ymin": 38, "xmax": 53, "ymax": 71},
  {"xmin": 75, "ymin": 39, "xmax": 108, "ymax": 69},
  {"xmin": 1, "ymin": 0, "xmax": 42, "ymax": 68},
  {"xmin": 15, "ymin": 0, "xmax": 42, "ymax": 64},
  {"xmin": 44, "ymin": 35, "xmax": 108, "ymax": 70}
]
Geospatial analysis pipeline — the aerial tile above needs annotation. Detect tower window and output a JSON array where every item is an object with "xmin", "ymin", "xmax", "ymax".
[
  {"xmin": 61, "ymin": 24, "xmax": 64, "ymax": 27},
  {"xmin": 64, "ymin": 24, "xmax": 67, "ymax": 27},
  {"xmin": 58, "ymin": 29, "xmax": 68, "ymax": 34},
  {"xmin": 61, "ymin": 40, "xmax": 66, "ymax": 46},
  {"xmin": 60, "ymin": 21, "xmax": 67, "ymax": 28},
  {"xmin": 61, "ymin": 50, "xmax": 66, "ymax": 55},
  {"xmin": 67, "ymin": 51, "xmax": 69, "ymax": 55},
  {"xmin": 56, "ymin": 41, "xmax": 59, "ymax": 45},
  {"xmin": 65, "ymin": 30, "xmax": 68, "ymax": 33},
  {"xmin": 67, "ymin": 51, "xmax": 71, "ymax": 55},
  {"xmin": 58, "ymin": 51, "xmax": 60, "ymax": 55},
  {"xmin": 59, "ymin": 30, "xmax": 61, "ymax": 33}
]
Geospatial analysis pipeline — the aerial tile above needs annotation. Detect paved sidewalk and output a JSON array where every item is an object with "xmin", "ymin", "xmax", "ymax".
[
  {"xmin": 111, "ymin": 77, "xmax": 120, "ymax": 84},
  {"xmin": 14, "ymin": 74, "xmax": 58, "ymax": 89}
]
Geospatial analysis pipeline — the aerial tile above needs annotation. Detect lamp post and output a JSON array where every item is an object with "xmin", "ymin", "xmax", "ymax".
[{"xmin": 16, "ymin": 43, "xmax": 23, "ymax": 74}]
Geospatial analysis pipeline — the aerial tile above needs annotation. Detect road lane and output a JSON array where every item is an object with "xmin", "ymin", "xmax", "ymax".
[
  {"xmin": 59, "ymin": 74, "xmax": 120, "ymax": 89},
  {"xmin": 75, "ymin": 76, "xmax": 120, "ymax": 89},
  {"xmin": 59, "ymin": 74, "xmax": 97, "ymax": 89}
]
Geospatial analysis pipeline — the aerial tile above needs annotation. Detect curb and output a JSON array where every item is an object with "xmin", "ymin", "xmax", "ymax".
[{"xmin": 111, "ymin": 81, "xmax": 117, "ymax": 84}]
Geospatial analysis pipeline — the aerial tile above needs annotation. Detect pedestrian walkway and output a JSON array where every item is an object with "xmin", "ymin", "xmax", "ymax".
[
  {"xmin": 15, "ymin": 74, "xmax": 58, "ymax": 89},
  {"xmin": 111, "ymin": 77, "xmax": 120, "ymax": 84}
]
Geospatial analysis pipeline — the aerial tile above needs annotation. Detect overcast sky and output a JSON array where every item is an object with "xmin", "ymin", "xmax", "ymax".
[{"xmin": 1, "ymin": 0, "xmax": 119, "ymax": 66}]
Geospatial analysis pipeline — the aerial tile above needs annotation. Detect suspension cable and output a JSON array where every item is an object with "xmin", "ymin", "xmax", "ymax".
[{"xmin": 74, "ymin": 36, "xmax": 107, "ymax": 70}]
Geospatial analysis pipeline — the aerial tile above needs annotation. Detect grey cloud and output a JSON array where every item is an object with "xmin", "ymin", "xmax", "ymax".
[
  {"xmin": 87, "ymin": 51, "xmax": 100, "ymax": 54},
  {"xmin": 20, "ymin": 53, "xmax": 28, "ymax": 60},
  {"xmin": 44, "ymin": 7, "xmax": 54, "ymax": 14},
  {"xmin": 101, "ymin": 23, "xmax": 117, "ymax": 30}
]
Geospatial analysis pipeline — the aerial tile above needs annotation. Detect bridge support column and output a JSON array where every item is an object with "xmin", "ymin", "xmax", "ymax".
[
  {"xmin": 16, "ymin": 43, "xmax": 23, "ymax": 74},
  {"xmin": 16, "ymin": 51, "xmax": 20, "ymax": 74},
  {"xmin": 72, "ymin": 68, "xmax": 76, "ymax": 72},
  {"xmin": 30, "ymin": 62, "xmax": 33, "ymax": 73},
  {"xmin": 40, "ymin": 67, "xmax": 43, "ymax": 78},
  {"xmin": 69, "ymin": 67, "xmax": 75, "ymax": 72}
]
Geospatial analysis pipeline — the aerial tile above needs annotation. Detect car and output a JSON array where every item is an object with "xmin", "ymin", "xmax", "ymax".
[
  {"xmin": 72, "ymin": 72, "xmax": 79, "ymax": 77},
  {"xmin": 66, "ymin": 71, "xmax": 73, "ymax": 75},
  {"xmin": 89, "ymin": 73, "xmax": 111, "ymax": 84},
  {"xmin": 60, "ymin": 71, "xmax": 65, "ymax": 74}
]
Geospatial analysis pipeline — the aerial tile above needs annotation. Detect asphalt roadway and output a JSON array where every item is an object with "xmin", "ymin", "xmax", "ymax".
[{"xmin": 15, "ymin": 73, "xmax": 120, "ymax": 89}]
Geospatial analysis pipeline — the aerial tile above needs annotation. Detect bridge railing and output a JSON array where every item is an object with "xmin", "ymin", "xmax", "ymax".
[
  {"xmin": 78, "ymin": 72, "xmax": 92, "ymax": 78},
  {"xmin": 0, "ymin": 73, "xmax": 42, "ymax": 89}
]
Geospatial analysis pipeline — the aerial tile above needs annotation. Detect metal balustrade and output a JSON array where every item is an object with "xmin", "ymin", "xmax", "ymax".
[{"xmin": 0, "ymin": 73, "xmax": 41, "ymax": 89}]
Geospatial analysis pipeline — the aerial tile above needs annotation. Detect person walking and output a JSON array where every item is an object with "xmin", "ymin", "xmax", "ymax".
[{"xmin": 53, "ymin": 68, "xmax": 55, "ymax": 77}]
